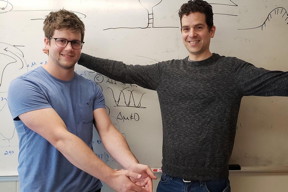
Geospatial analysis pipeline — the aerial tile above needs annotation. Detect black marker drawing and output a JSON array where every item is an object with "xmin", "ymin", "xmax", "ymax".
[
  {"xmin": 0, "ymin": 0, "xmax": 13, "ymax": 14},
  {"xmin": 0, "ymin": 124, "xmax": 16, "ymax": 144},
  {"xmin": 104, "ymin": 0, "xmax": 240, "ymax": 30},
  {"xmin": 239, "ymin": 7, "xmax": 288, "ymax": 30},
  {"xmin": 139, "ymin": 0, "xmax": 164, "ymax": 28},
  {"xmin": 0, "ymin": 42, "xmax": 26, "ymax": 87},
  {"xmin": 0, "ymin": 95, "xmax": 7, "ymax": 114},
  {"xmin": 0, "ymin": 0, "xmax": 86, "ymax": 20},
  {"xmin": 25, "ymin": 10, "xmax": 86, "ymax": 21},
  {"xmin": 210, "ymin": 0, "xmax": 238, "ymax": 16},
  {"xmin": 210, "ymin": 0, "xmax": 237, "ymax": 7},
  {"xmin": 0, "ymin": 92, "xmax": 16, "ymax": 144},
  {"xmin": 117, "ymin": 112, "xmax": 140, "ymax": 122},
  {"xmin": 104, "ymin": 0, "xmax": 178, "ymax": 30},
  {"xmin": 107, "ymin": 87, "xmax": 146, "ymax": 108}
]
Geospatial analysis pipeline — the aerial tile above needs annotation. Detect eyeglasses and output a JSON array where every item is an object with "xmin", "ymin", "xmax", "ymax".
[{"xmin": 51, "ymin": 38, "xmax": 84, "ymax": 50}]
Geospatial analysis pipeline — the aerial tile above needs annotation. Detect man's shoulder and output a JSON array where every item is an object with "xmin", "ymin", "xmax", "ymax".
[{"xmin": 14, "ymin": 66, "xmax": 44, "ymax": 81}]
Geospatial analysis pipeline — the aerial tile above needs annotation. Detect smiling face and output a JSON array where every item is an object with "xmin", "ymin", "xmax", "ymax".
[
  {"xmin": 181, "ymin": 12, "xmax": 216, "ymax": 61},
  {"xmin": 44, "ymin": 29, "xmax": 82, "ymax": 72}
]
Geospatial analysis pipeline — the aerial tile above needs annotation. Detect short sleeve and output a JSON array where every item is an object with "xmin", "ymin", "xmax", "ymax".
[
  {"xmin": 8, "ymin": 77, "xmax": 51, "ymax": 120},
  {"xmin": 91, "ymin": 81, "xmax": 105, "ymax": 110}
]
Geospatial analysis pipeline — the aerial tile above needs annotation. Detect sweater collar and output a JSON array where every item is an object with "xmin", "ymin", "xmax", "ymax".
[{"xmin": 186, "ymin": 53, "xmax": 220, "ymax": 66}]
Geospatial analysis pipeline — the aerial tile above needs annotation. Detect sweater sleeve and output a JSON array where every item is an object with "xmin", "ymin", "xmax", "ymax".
[
  {"xmin": 231, "ymin": 57, "xmax": 288, "ymax": 96},
  {"xmin": 78, "ymin": 53, "xmax": 162, "ymax": 90}
]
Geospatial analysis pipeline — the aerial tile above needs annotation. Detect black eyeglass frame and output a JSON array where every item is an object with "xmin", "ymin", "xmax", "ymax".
[{"xmin": 50, "ymin": 37, "xmax": 85, "ymax": 50}]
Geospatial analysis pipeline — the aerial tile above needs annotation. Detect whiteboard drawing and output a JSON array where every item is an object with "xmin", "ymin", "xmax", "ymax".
[
  {"xmin": 104, "ymin": 0, "xmax": 178, "ymax": 30},
  {"xmin": 0, "ymin": 93, "xmax": 7, "ymax": 111},
  {"xmin": 0, "ymin": 0, "xmax": 86, "ymax": 20},
  {"xmin": 107, "ymin": 87, "xmax": 146, "ymax": 108},
  {"xmin": 0, "ymin": 42, "xmax": 26, "ymax": 90},
  {"xmin": 0, "ymin": 91, "xmax": 17, "ymax": 147},
  {"xmin": 210, "ymin": 0, "xmax": 238, "ymax": 16},
  {"xmin": 104, "ymin": 0, "xmax": 240, "ymax": 30},
  {"xmin": 210, "ymin": 0, "xmax": 237, "ymax": 7},
  {"xmin": 0, "ymin": 0, "xmax": 13, "ymax": 14},
  {"xmin": 239, "ymin": 7, "xmax": 288, "ymax": 30},
  {"xmin": 139, "ymin": 0, "xmax": 163, "ymax": 28}
]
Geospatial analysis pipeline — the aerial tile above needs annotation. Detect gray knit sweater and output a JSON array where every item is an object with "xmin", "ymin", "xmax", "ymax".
[{"xmin": 78, "ymin": 53, "xmax": 288, "ymax": 180}]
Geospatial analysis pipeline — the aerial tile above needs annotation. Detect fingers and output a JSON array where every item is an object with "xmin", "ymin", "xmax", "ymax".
[
  {"xmin": 139, "ymin": 177, "xmax": 153, "ymax": 192},
  {"xmin": 145, "ymin": 167, "xmax": 157, "ymax": 179},
  {"xmin": 110, "ymin": 169, "xmax": 148, "ymax": 192},
  {"xmin": 125, "ymin": 170, "xmax": 142, "ymax": 180},
  {"xmin": 113, "ymin": 166, "xmax": 155, "ymax": 192},
  {"xmin": 130, "ymin": 164, "xmax": 157, "ymax": 179},
  {"xmin": 128, "ymin": 172, "xmax": 153, "ymax": 192}
]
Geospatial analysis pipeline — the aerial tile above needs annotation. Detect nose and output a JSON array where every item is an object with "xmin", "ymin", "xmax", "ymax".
[
  {"xmin": 189, "ymin": 28, "xmax": 197, "ymax": 37},
  {"xmin": 65, "ymin": 41, "xmax": 73, "ymax": 49}
]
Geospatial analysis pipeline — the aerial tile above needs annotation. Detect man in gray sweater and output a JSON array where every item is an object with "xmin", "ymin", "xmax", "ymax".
[{"xmin": 78, "ymin": 0, "xmax": 288, "ymax": 191}]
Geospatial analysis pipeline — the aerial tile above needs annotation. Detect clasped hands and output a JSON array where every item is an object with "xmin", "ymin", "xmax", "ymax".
[{"xmin": 110, "ymin": 163, "xmax": 157, "ymax": 192}]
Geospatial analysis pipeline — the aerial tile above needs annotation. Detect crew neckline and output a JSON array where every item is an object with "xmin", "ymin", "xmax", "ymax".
[{"xmin": 186, "ymin": 53, "xmax": 219, "ymax": 65}]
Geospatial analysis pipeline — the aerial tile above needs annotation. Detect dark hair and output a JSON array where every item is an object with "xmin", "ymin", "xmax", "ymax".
[
  {"xmin": 43, "ymin": 9, "xmax": 85, "ymax": 42},
  {"xmin": 178, "ymin": 0, "xmax": 214, "ymax": 30}
]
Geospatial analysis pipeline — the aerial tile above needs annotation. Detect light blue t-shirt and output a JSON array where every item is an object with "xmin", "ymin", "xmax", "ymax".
[{"xmin": 8, "ymin": 66, "xmax": 104, "ymax": 192}]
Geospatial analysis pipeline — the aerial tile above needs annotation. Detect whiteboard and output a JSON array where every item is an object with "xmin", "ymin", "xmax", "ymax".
[{"xmin": 1, "ymin": 0, "xmax": 288, "ymax": 181}]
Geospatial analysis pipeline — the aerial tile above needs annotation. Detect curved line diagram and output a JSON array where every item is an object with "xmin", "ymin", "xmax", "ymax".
[
  {"xmin": 104, "ymin": 0, "xmax": 239, "ymax": 30},
  {"xmin": 107, "ymin": 87, "xmax": 146, "ymax": 108},
  {"xmin": 0, "ymin": 0, "xmax": 13, "ymax": 14},
  {"xmin": 104, "ymin": 0, "xmax": 178, "ymax": 30},
  {"xmin": 238, "ymin": 7, "xmax": 288, "ymax": 30},
  {"xmin": 0, "ymin": 92, "xmax": 16, "ymax": 143},
  {"xmin": 27, "ymin": 10, "xmax": 86, "ymax": 21},
  {"xmin": 0, "ymin": 124, "xmax": 16, "ymax": 144},
  {"xmin": 138, "ymin": 0, "xmax": 168, "ymax": 28},
  {"xmin": 0, "ymin": 42, "xmax": 26, "ymax": 87},
  {"xmin": 210, "ymin": 0, "xmax": 238, "ymax": 7},
  {"xmin": 210, "ymin": 0, "xmax": 238, "ymax": 16},
  {"xmin": 0, "ymin": 103, "xmax": 6, "ymax": 111},
  {"xmin": 0, "ymin": 0, "xmax": 86, "ymax": 20},
  {"xmin": 0, "ymin": 98, "xmax": 7, "ymax": 112}
]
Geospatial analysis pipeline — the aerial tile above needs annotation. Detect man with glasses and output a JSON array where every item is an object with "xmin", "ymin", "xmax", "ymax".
[{"xmin": 8, "ymin": 9, "xmax": 155, "ymax": 192}]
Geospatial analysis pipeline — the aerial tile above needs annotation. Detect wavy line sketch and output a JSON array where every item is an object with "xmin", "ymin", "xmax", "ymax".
[
  {"xmin": 0, "ymin": 42, "xmax": 26, "ymax": 87},
  {"xmin": 107, "ymin": 87, "xmax": 146, "ymax": 108},
  {"xmin": 239, "ymin": 7, "xmax": 288, "ymax": 30}
]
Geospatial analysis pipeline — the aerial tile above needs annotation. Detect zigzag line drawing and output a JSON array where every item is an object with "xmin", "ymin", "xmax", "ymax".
[{"xmin": 107, "ymin": 87, "xmax": 146, "ymax": 108}]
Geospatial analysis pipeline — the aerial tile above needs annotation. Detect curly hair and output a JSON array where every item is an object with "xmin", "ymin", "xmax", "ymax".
[
  {"xmin": 178, "ymin": 0, "xmax": 214, "ymax": 30},
  {"xmin": 43, "ymin": 9, "xmax": 85, "ymax": 42}
]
